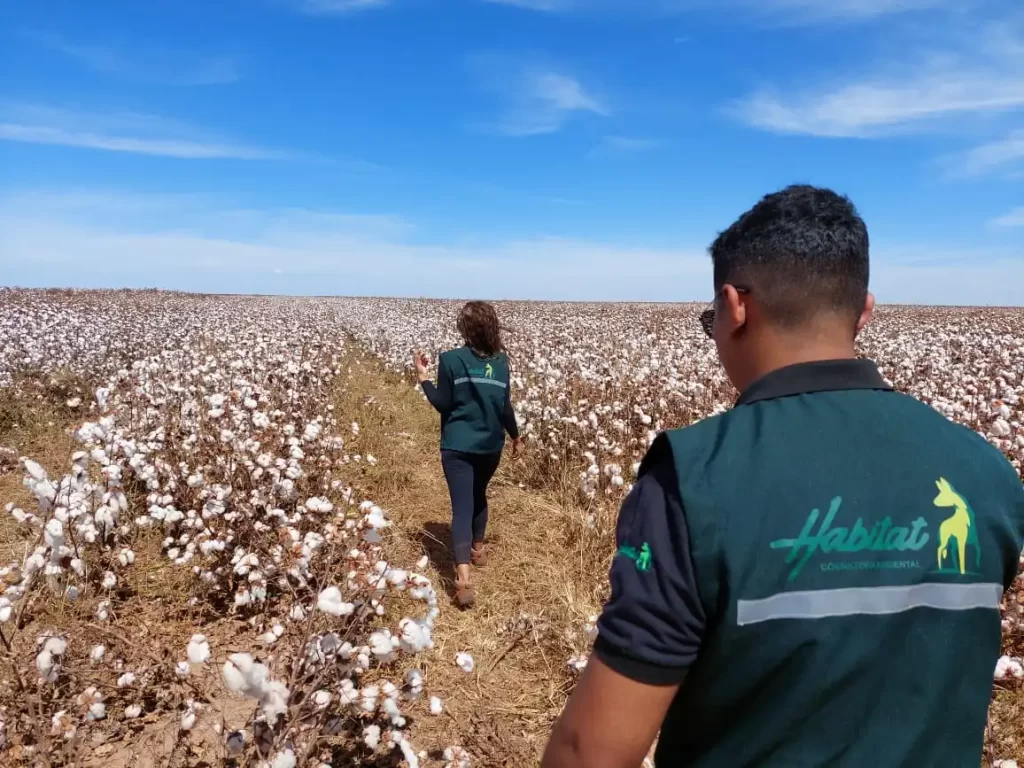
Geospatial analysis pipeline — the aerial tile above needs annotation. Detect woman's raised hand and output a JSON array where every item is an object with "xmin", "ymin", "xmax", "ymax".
[{"xmin": 413, "ymin": 351, "xmax": 430, "ymax": 378}]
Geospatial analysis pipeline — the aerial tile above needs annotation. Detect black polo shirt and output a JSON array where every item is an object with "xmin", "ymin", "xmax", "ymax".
[{"xmin": 594, "ymin": 358, "xmax": 1024, "ymax": 767}]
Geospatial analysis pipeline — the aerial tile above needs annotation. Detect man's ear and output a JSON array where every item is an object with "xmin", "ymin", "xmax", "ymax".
[
  {"xmin": 855, "ymin": 292, "xmax": 875, "ymax": 337},
  {"xmin": 721, "ymin": 284, "xmax": 747, "ymax": 334}
]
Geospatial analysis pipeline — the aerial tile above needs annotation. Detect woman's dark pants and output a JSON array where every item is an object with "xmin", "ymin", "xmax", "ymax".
[{"xmin": 440, "ymin": 450, "xmax": 502, "ymax": 566}]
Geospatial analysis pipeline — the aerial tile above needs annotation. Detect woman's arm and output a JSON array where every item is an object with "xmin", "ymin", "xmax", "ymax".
[
  {"xmin": 502, "ymin": 387, "xmax": 519, "ymax": 439},
  {"xmin": 420, "ymin": 354, "xmax": 453, "ymax": 414},
  {"xmin": 503, "ymin": 357, "xmax": 524, "ymax": 457}
]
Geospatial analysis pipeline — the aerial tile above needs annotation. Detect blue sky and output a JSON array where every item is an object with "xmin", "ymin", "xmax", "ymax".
[{"xmin": 0, "ymin": 0, "xmax": 1022, "ymax": 304}]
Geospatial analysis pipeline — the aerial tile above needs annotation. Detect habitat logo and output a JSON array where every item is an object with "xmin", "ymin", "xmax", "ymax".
[
  {"xmin": 467, "ymin": 363, "xmax": 495, "ymax": 379},
  {"xmin": 768, "ymin": 478, "xmax": 982, "ymax": 582}
]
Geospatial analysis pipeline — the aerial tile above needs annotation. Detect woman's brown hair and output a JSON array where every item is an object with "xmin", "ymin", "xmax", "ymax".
[{"xmin": 456, "ymin": 301, "xmax": 503, "ymax": 357}]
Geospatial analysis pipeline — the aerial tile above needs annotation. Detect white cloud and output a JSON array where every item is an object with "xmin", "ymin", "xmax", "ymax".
[
  {"xmin": 0, "ymin": 190, "xmax": 706, "ymax": 301},
  {"xmin": 989, "ymin": 207, "xmax": 1024, "ymax": 228},
  {"xmin": 483, "ymin": 0, "xmax": 572, "ymax": 9},
  {"xmin": 729, "ymin": 17, "xmax": 1024, "ymax": 137},
  {"xmin": 1, "ymin": 188, "xmax": 1018, "ymax": 305},
  {"xmin": 33, "ymin": 32, "xmax": 240, "ymax": 86},
  {"xmin": 730, "ymin": 70, "xmax": 1024, "ymax": 138},
  {"xmin": 947, "ymin": 131, "xmax": 1024, "ymax": 176},
  {"xmin": 603, "ymin": 135, "xmax": 661, "ymax": 151},
  {"xmin": 0, "ymin": 104, "xmax": 290, "ymax": 160},
  {"xmin": 723, "ymin": 0, "xmax": 958, "ymax": 24},
  {"xmin": 298, "ymin": 0, "xmax": 390, "ymax": 14},
  {"xmin": 482, "ymin": 0, "xmax": 956, "ymax": 21},
  {"xmin": 480, "ymin": 67, "xmax": 608, "ymax": 136}
]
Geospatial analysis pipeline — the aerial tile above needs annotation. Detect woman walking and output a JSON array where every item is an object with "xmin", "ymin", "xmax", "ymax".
[{"xmin": 414, "ymin": 300, "xmax": 524, "ymax": 608}]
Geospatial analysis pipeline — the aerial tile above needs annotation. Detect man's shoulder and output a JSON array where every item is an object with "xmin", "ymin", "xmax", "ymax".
[
  {"xmin": 887, "ymin": 391, "xmax": 1020, "ymax": 479},
  {"xmin": 641, "ymin": 410, "xmax": 733, "ymax": 476}
]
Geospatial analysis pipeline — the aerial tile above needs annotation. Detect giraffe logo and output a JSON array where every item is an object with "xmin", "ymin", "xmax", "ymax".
[{"xmin": 933, "ymin": 477, "xmax": 981, "ymax": 575}]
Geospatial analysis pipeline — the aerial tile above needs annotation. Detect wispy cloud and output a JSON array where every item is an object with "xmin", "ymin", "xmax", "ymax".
[
  {"xmin": 723, "ymin": 0, "xmax": 960, "ymax": 24},
  {"xmin": 476, "ymin": 63, "xmax": 609, "ymax": 136},
  {"xmin": 0, "ymin": 105, "xmax": 290, "ymax": 160},
  {"xmin": 2, "ymin": 187, "xmax": 1018, "ymax": 304},
  {"xmin": 483, "ymin": 0, "xmax": 571, "ymax": 9},
  {"xmin": 32, "ymin": 32, "xmax": 240, "ymax": 86},
  {"xmin": 946, "ymin": 131, "xmax": 1024, "ymax": 176},
  {"xmin": 728, "ymin": 17, "xmax": 1024, "ymax": 137},
  {"xmin": 989, "ymin": 207, "xmax": 1024, "ymax": 228},
  {"xmin": 0, "ymin": 188, "xmax": 709, "ymax": 301},
  {"xmin": 297, "ymin": 0, "xmax": 390, "ymax": 15},
  {"xmin": 482, "ymin": 0, "xmax": 955, "ymax": 22},
  {"xmin": 602, "ymin": 135, "xmax": 661, "ymax": 151}
]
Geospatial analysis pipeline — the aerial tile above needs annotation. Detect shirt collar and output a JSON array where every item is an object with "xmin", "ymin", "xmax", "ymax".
[{"xmin": 736, "ymin": 358, "xmax": 893, "ymax": 406}]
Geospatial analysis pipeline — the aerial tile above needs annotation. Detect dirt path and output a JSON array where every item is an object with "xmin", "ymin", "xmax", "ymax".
[{"xmin": 336, "ymin": 351, "xmax": 602, "ymax": 766}]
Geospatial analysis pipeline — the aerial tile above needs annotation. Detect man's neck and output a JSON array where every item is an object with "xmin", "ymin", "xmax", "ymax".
[{"xmin": 739, "ymin": 334, "xmax": 858, "ymax": 393}]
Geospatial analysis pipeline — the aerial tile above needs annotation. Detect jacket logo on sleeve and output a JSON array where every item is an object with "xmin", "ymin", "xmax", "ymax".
[{"xmin": 617, "ymin": 542, "xmax": 652, "ymax": 572}]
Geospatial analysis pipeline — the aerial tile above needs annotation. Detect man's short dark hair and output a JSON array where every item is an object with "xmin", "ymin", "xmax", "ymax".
[{"xmin": 709, "ymin": 184, "xmax": 869, "ymax": 327}]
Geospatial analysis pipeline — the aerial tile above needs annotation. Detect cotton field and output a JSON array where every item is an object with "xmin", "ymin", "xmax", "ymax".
[{"xmin": 0, "ymin": 288, "xmax": 1022, "ymax": 766}]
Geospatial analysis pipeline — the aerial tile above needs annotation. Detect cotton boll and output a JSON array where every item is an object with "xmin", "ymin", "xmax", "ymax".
[
  {"xmin": 443, "ymin": 746, "xmax": 472, "ymax": 768},
  {"xmin": 317, "ymin": 585, "xmax": 354, "ymax": 616},
  {"xmin": 124, "ymin": 704, "xmax": 142, "ymax": 719},
  {"xmin": 396, "ymin": 734, "xmax": 419, "ymax": 767},
  {"xmin": 269, "ymin": 748, "xmax": 297, "ymax": 768},
  {"xmin": 222, "ymin": 655, "xmax": 250, "ymax": 694},
  {"xmin": 23, "ymin": 459, "xmax": 48, "ymax": 482},
  {"xmin": 187, "ymin": 634, "xmax": 211, "ymax": 664},
  {"xmin": 363, "ymin": 724, "xmax": 381, "ymax": 750},
  {"xmin": 360, "ymin": 684, "xmax": 379, "ymax": 714},
  {"xmin": 101, "ymin": 571, "xmax": 117, "ymax": 590},
  {"xmin": 117, "ymin": 672, "xmax": 136, "ymax": 688},
  {"xmin": 405, "ymin": 669, "xmax": 424, "ymax": 698},
  {"xmin": 455, "ymin": 652, "xmax": 474, "ymax": 674},
  {"xmin": 312, "ymin": 689, "xmax": 331, "ymax": 709},
  {"xmin": 399, "ymin": 618, "xmax": 433, "ymax": 654},
  {"xmin": 180, "ymin": 708, "xmax": 197, "ymax": 730},
  {"xmin": 995, "ymin": 656, "xmax": 1024, "ymax": 679},
  {"xmin": 175, "ymin": 661, "xmax": 191, "ymax": 678},
  {"xmin": 416, "ymin": 555, "xmax": 429, "ymax": 570},
  {"xmin": 90, "ymin": 645, "xmax": 106, "ymax": 663},
  {"xmin": 369, "ymin": 630, "xmax": 397, "ymax": 662},
  {"xmin": 383, "ymin": 697, "xmax": 406, "ymax": 728},
  {"xmin": 430, "ymin": 696, "xmax": 443, "ymax": 715}
]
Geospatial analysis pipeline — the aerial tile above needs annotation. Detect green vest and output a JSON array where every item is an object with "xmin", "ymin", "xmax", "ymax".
[
  {"xmin": 439, "ymin": 346, "xmax": 510, "ymax": 454},
  {"xmin": 653, "ymin": 384, "xmax": 1023, "ymax": 766}
]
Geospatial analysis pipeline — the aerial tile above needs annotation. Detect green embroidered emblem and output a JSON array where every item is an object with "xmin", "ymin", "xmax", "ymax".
[
  {"xmin": 484, "ymin": 363, "xmax": 494, "ymax": 378},
  {"xmin": 617, "ymin": 542, "xmax": 653, "ymax": 572}
]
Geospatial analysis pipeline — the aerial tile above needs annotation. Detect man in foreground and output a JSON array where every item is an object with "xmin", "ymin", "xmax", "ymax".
[{"xmin": 541, "ymin": 185, "xmax": 1024, "ymax": 767}]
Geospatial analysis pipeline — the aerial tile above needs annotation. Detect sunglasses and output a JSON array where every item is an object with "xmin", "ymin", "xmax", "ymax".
[{"xmin": 699, "ymin": 286, "xmax": 751, "ymax": 339}]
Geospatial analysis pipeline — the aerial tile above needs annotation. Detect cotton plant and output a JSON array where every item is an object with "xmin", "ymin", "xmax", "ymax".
[{"xmin": 0, "ymin": 291, "xmax": 1022, "ymax": 759}]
